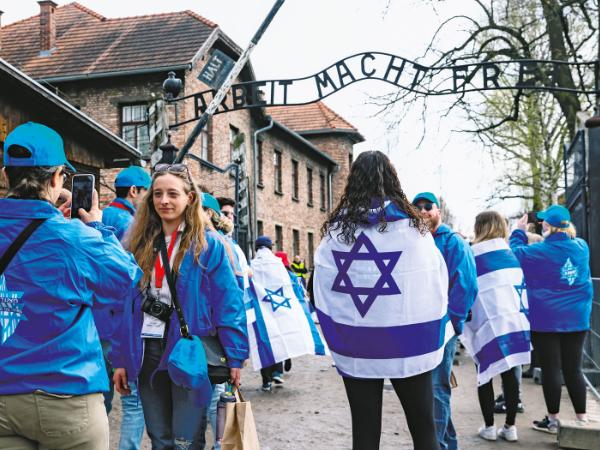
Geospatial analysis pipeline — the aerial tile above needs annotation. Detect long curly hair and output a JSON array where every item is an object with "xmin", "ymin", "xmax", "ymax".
[
  {"xmin": 321, "ymin": 150, "xmax": 427, "ymax": 243},
  {"xmin": 126, "ymin": 170, "xmax": 207, "ymax": 286}
]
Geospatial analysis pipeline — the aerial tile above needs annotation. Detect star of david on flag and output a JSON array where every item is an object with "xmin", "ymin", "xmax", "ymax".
[
  {"xmin": 514, "ymin": 278, "xmax": 528, "ymax": 313},
  {"xmin": 331, "ymin": 232, "xmax": 402, "ymax": 317},
  {"xmin": 261, "ymin": 287, "xmax": 292, "ymax": 312}
]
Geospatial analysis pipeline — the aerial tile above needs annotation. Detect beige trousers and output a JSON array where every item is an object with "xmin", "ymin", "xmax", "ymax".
[{"xmin": 0, "ymin": 391, "xmax": 108, "ymax": 450}]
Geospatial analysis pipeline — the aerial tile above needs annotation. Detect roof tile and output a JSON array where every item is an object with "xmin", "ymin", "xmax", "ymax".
[{"xmin": 268, "ymin": 102, "xmax": 360, "ymax": 134}]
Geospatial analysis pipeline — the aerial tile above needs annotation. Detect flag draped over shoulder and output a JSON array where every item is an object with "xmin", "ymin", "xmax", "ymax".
[
  {"xmin": 247, "ymin": 249, "xmax": 326, "ymax": 370},
  {"xmin": 462, "ymin": 238, "xmax": 531, "ymax": 385},
  {"xmin": 314, "ymin": 201, "xmax": 452, "ymax": 379}
]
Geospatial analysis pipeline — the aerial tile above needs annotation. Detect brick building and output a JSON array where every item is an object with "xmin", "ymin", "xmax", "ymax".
[{"xmin": 0, "ymin": 2, "xmax": 364, "ymax": 263}]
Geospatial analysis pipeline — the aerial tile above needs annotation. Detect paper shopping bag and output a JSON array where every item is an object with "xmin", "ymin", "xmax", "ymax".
[{"xmin": 221, "ymin": 389, "xmax": 260, "ymax": 450}]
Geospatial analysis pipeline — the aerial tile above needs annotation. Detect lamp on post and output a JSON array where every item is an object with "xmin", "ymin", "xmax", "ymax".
[{"xmin": 163, "ymin": 71, "xmax": 182, "ymax": 100}]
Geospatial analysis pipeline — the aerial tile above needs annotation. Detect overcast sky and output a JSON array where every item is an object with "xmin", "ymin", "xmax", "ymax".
[{"xmin": 2, "ymin": 0, "xmax": 526, "ymax": 234}]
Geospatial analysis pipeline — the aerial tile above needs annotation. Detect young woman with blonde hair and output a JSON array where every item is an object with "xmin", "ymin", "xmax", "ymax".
[
  {"xmin": 463, "ymin": 211, "xmax": 531, "ymax": 442},
  {"xmin": 111, "ymin": 164, "xmax": 248, "ymax": 450}
]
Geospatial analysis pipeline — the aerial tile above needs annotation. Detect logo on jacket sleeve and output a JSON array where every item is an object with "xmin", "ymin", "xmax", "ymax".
[
  {"xmin": 0, "ymin": 275, "xmax": 26, "ymax": 345},
  {"xmin": 560, "ymin": 258, "xmax": 578, "ymax": 286},
  {"xmin": 331, "ymin": 232, "xmax": 402, "ymax": 317}
]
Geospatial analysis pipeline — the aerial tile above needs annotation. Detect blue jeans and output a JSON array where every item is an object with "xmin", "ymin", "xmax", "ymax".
[
  {"xmin": 432, "ymin": 335, "xmax": 458, "ymax": 450},
  {"xmin": 119, "ymin": 381, "xmax": 145, "ymax": 450},
  {"xmin": 139, "ymin": 339, "xmax": 208, "ymax": 450},
  {"xmin": 101, "ymin": 340, "xmax": 114, "ymax": 414}
]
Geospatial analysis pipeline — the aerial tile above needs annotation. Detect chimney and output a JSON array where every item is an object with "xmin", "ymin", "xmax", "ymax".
[{"xmin": 38, "ymin": 1, "xmax": 57, "ymax": 55}]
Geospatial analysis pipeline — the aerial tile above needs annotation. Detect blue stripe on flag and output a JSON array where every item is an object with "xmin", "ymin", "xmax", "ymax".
[
  {"xmin": 475, "ymin": 330, "xmax": 531, "ymax": 373},
  {"xmin": 475, "ymin": 249, "xmax": 520, "ymax": 277},
  {"xmin": 249, "ymin": 280, "xmax": 276, "ymax": 367},
  {"xmin": 298, "ymin": 296, "xmax": 326, "ymax": 356},
  {"xmin": 317, "ymin": 310, "xmax": 449, "ymax": 359}
]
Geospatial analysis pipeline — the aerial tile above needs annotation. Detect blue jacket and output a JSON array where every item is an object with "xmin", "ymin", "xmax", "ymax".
[
  {"xmin": 433, "ymin": 223, "xmax": 478, "ymax": 335},
  {"xmin": 102, "ymin": 198, "xmax": 135, "ymax": 241},
  {"xmin": 0, "ymin": 199, "xmax": 142, "ymax": 395},
  {"xmin": 94, "ymin": 197, "xmax": 136, "ymax": 340},
  {"xmin": 110, "ymin": 230, "xmax": 249, "ymax": 381},
  {"xmin": 509, "ymin": 229, "xmax": 593, "ymax": 332}
]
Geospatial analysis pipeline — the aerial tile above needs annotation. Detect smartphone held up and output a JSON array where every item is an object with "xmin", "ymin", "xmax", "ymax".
[{"xmin": 71, "ymin": 174, "xmax": 95, "ymax": 220}]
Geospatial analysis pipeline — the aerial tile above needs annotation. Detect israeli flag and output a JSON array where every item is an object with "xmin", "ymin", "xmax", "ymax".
[
  {"xmin": 314, "ymin": 211, "xmax": 453, "ymax": 379},
  {"xmin": 247, "ymin": 248, "xmax": 327, "ymax": 370},
  {"xmin": 462, "ymin": 238, "xmax": 531, "ymax": 386}
]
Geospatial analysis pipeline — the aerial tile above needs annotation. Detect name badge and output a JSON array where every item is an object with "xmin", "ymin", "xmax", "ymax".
[{"xmin": 141, "ymin": 313, "xmax": 166, "ymax": 338}]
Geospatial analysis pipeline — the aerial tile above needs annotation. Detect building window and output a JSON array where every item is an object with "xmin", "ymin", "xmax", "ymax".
[
  {"xmin": 257, "ymin": 220, "xmax": 264, "ymax": 237},
  {"xmin": 230, "ymin": 125, "xmax": 241, "ymax": 162},
  {"xmin": 293, "ymin": 229, "xmax": 300, "ymax": 257},
  {"xmin": 307, "ymin": 232, "xmax": 314, "ymax": 269},
  {"xmin": 257, "ymin": 140, "xmax": 264, "ymax": 187},
  {"xmin": 121, "ymin": 104, "xmax": 150, "ymax": 154},
  {"xmin": 274, "ymin": 149, "xmax": 282, "ymax": 194},
  {"xmin": 291, "ymin": 159, "xmax": 299, "ymax": 201},
  {"xmin": 275, "ymin": 225, "xmax": 283, "ymax": 251},
  {"xmin": 307, "ymin": 167, "xmax": 313, "ymax": 207},
  {"xmin": 319, "ymin": 173, "xmax": 326, "ymax": 211}
]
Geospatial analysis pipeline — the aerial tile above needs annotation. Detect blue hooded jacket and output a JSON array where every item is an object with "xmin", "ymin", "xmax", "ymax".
[
  {"xmin": 433, "ymin": 223, "xmax": 478, "ymax": 335},
  {"xmin": 110, "ymin": 230, "xmax": 249, "ymax": 381},
  {"xmin": 94, "ymin": 197, "xmax": 137, "ymax": 341},
  {"xmin": 509, "ymin": 229, "xmax": 593, "ymax": 332},
  {"xmin": 0, "ymin": 199, "xmax": 142, "ymax": 395},
  {"xmin": 102, "ymin": 198, "xmax": 135, "ymax": 241}
]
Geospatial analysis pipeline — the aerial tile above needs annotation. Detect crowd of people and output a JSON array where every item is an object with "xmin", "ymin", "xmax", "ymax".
[{"xmin": 0, "ymin": 123, "xmax": 594, "ymax": 450}]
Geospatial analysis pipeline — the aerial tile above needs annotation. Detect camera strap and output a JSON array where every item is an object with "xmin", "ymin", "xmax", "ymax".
[
  {"xmin": 159, "ymin": 232, "xmax": 191, "ymax": 339},
  {"xmin": 0, "ymin": 219, "xmax": 46, "ymax": 276}
]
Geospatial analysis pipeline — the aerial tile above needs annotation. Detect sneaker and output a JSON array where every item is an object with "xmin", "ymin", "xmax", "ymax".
[
  {"xmin": 522, "ymin": 367, "xmax": 534, "ymax": 378},
  {"xmin": 261, "ymin": 382, "xmax": 272, "ymax": 392},
  {"xmin": 272, "ymin": 372, "xmax": 284, "ymax": 386},
  {"xmin": 517, "ymin": 402, "xmax": 524, "ymax": 413},
  {"xmin": 532, "ymin": 416, "xmax": 558, "ymax": 434},
  {"xmin": 478, "ymin": 425, "xmax": 497, "ymax": 441},
  {"xmin": 498, "ymin": 425, "xmax": 518, "ymax": 442}
]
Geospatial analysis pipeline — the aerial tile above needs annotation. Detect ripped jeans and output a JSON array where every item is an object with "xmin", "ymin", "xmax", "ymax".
[{"xmin": 139, "ymin": 338, "xmax": 207, "ymax": 450}]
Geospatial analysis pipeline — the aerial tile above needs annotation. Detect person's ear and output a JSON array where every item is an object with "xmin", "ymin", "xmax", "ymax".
[
  {"xmin": 129, "ymin": 185, "xmax": 138, "ymax": 198},
  {"xmin": 187, "ymin": 191, "xmax": 194, "ymax": 205},
  {"xmin": 50, "ymin": 168, "xmax": 63, "ymax": 189}
]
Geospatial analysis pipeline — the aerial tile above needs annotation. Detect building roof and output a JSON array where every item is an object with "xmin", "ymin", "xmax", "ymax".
[
  {"xmin": 0, "ymin": 57, "xmax": 141, "ymax": 164},
  {"xmin": 0, "ymin": 2, "xmax": 217, "ymax": 80},
  {"xmin": 267, "ymin": 102, "xmax": 365, "ymax": 143}
]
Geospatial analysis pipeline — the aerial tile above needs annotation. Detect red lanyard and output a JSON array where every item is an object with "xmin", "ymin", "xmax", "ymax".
[
  {"xmin": 154, "ymin": 229, "xmax": 179, "ymax": 289},
  {"xmin": 109, "ymin": 201, "xmax": 131, "ymax": 212}
]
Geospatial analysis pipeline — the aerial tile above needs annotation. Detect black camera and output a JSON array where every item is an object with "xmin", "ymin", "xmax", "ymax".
[{"xmin": 141, "ymin": 290, "xmax": 173, "ymax": 322}]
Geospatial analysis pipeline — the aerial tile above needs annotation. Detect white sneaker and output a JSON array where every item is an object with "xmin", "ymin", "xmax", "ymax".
[
  {"xmin": 478, "ymin": 425, "xmax": 497, "ymax": 441},
  {"xmin": 498, "ymin": 425, "xmax": 518, "ymax": 442}
]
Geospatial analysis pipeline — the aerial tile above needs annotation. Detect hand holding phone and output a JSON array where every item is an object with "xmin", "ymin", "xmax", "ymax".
[{"xmin": 71, "ymin": 175, "xmax": 101, "ymax": 223}]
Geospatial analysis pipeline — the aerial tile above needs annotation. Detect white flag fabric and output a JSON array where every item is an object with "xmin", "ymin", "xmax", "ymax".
[
  {"xmin": 247, "ymin": 248, "xmax": 326, "ymax": 370},
  {"xmin": 314, "ymin": 203, "xmax": 453, "ymax": 379},
  {"xmin": 462, "ymin": 238, "xmax": 531, "ymax": 385}
]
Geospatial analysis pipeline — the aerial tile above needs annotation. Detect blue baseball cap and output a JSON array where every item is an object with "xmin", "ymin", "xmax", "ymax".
[
  {"xmin": 537, "ymin": 205, "xmax": 571, "ymax": 228},
  {"xmin": 201, "ymin": 193, "xmax": 221, "ymax": 215},
  {"xmin": 255, "ymin": 235, "xmax": 272, "ymax": 248},
  {"xmin": 3, "ymin": 122, "xmax": 76, "ymax": 172},
  {"xmin": 115, "ymin": 166, "xmax": 151, "ymax": 189},
  {"xmin": 412, "ymin": 192, "xmax": 440, "ymax": 207}
]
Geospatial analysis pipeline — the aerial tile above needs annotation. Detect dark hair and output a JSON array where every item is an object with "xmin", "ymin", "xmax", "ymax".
[
  {"xmin": 217, "ymin": 196, "xmax": 235, "ymax": 208},
  {"xmin": 321, "ymin": 150, "xmax": 427, "ymax": 243},
  {"xmin": 4, "ymin": 165, "xmax": 61, "ymax": 200},
  {"xmin": 115, "ymin": 186, "xmax": 147, "ymax": 198}
]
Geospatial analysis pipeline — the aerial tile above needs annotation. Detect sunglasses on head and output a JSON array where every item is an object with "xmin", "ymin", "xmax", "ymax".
[
  {"xmin": 415, "ymin": 203, "xmax": 434, "ymax": 211},
  {"xmin": 154, "ymin": 163, "xmax": 189, "ymax": 175}
]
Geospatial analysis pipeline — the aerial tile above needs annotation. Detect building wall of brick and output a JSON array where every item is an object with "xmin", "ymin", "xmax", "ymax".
[
  {"xmin": 302, "ymin": 134, "xmax": 355, "ymax": 209},
  {"xmin": 254, "ymin": 128, "xmax": 332, "ymax": 266}
]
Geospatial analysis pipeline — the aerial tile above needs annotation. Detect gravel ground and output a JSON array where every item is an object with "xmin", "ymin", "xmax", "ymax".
[{"xmin": 109, "ymin": 350, "xmax": 600, "ymax": 449}]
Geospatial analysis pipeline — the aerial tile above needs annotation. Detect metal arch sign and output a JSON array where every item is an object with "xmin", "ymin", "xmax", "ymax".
[{"xmin": 168, "ymin": 51, "xmax": 598, "ymax": 128}]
